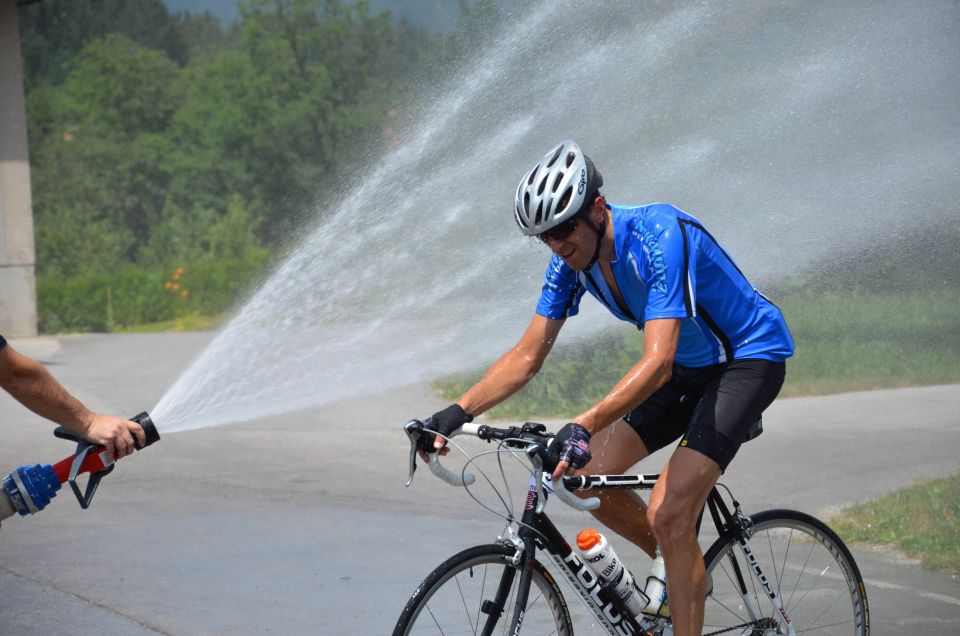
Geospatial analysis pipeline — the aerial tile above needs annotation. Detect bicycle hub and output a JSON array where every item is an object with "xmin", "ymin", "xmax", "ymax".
[{"xmin": 0, "ymin": 410, "xmax": 160, "ymax": 527}]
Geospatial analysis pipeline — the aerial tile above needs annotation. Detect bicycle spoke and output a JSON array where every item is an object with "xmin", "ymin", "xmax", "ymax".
[
  {"xmin": 453, "ymin": 572, "xmax": 478, "ymax": 635},
  {"xmin": 786, "ymin": 537, "xmax": 817, "ymax": 611},
  {"xmin": 709, "ymin": 558, "xmax": 753, "ymax": 623},
  {"xmin": 779, "ymin": 527, "xmax": 794, "ymax": 594},
  {"xmin": 802, "ymin": 619, "xmax": 857, "ymax": 632},
  {"xmin": 802, "ymin": 589, "xmax": 850, "ymax": 632},
  {"xmin": 473, "ymin": 564, "xmax": 489, "ymax": 636},
  {"xmin": 767, "ymin": 528, "xmax": 784, "ymax": 602},
  {"xmin": 791, "ymin": 565, "xmax": 827, "ymax": 615},
  {"xmin": 425, "ymin": 603, "xmax": 447, "ymax": 635}
]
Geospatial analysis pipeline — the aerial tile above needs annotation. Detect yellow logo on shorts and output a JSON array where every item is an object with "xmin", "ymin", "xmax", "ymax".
[{"xmin": 680, "ymin": 440, "xmax": 688, "ymax": 446}]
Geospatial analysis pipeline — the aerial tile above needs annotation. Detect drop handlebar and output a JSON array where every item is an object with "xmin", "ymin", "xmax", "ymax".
[{"xmin": 402, "ymin": 419, "xmax": 600, "ymax": 512}]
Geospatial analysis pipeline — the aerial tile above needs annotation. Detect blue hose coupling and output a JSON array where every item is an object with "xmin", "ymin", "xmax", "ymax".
[{"xmin": 3, "ymin": 464, "xmax": 62, "ymax": 516}]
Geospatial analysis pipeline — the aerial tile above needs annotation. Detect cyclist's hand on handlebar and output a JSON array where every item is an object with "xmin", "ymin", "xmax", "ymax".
[
  {"xmin": 421, "ymin": 404, "xmax": 473, "ymax": 453},
  {"xmin": 550, "ymin": 423, "xmax": 592, "ymax": 482}
]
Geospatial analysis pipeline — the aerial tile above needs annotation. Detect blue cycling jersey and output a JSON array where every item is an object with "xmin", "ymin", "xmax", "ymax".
[{"xmin": 536, "ymin": 203, "xmax": 794, "ymax": 367}]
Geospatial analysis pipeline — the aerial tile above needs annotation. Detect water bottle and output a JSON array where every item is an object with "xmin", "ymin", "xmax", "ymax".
[
  {"xmin": 576, "ymin": 528, "xmax": 649, "ymax": 617},
  {"xmin": 642, "ymin": 547, "xmax": 670, "ymax": 617}
]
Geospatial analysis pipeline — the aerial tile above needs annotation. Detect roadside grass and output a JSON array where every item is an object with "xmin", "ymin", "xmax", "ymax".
[
  {"xmin": 777, "ymin": 288, "xmax": 960, "ymax": 396},
  {"xmin": 111, "ymin": 311, "xmax": 224, "ymax": 333},
  {"xmin": 438, "ymin": 287, "xmax": 960, "ymax": 419},
  {"xmin": 831, "ymin": 470, "xmax": 960, "ymax": 574}
]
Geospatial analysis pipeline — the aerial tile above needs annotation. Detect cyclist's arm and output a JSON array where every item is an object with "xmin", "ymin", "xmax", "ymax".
[
  {"xmin": 573, "ymin": 317, "xmax": 680, "ymax": 435},
  {"xmin": 457, "ymin": 313, "xmax": 563, "ymax": 416}
]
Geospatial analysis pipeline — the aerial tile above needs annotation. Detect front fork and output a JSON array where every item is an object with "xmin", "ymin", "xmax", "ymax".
[{"xmin": 725, "ymin": 506, "xmax": 796, "ymax": 636}]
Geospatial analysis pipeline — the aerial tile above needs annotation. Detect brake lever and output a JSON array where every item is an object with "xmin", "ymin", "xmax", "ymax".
[{"xmin": 403, "ymin": 419, "xmax": 423, "ymax": 487}]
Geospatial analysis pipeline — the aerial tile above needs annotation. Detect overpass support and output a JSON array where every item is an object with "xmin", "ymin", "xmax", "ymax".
[{"xmin": 0, "ymin": 0, "xmax": 38, "ymax": 336}]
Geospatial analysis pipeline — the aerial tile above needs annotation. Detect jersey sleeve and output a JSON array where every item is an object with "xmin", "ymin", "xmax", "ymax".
[
  {"xmin": 535, "ymin": 255, "xmax": 585, "ymax": 320},
  {"xmin": 632, "ymin": 214, "xmax": 694, "ymax": 321}
]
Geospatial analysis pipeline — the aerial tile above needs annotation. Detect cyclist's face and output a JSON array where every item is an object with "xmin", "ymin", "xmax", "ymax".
[{"xmin": 543, "ymin": 199, "xmax": 603, "ymax": 271}]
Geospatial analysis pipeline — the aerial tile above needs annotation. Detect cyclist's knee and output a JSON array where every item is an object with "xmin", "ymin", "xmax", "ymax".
[{"xmin": 647, "ymin": 497, "xmax": 697, "ymax": 545}]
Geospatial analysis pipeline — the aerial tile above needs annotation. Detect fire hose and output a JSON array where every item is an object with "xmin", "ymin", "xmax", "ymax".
[{"xmin": 0, "ymin": 411, "xmax": 159, "ymax": 527}]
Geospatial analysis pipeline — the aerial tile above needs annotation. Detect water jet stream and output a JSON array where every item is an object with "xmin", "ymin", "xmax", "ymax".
[{"xmin": 151, "ymin": 0, "xmax": 960, "ymax": 433}]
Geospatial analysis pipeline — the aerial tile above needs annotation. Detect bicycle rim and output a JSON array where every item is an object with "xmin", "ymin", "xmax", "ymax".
[
  {"xmin": 703, "ymin": 509, "xmax": 869, "ymax": 636},
  {"xmin": 393, "ymin": 544, "xmax": 572, "ymax": 636}
]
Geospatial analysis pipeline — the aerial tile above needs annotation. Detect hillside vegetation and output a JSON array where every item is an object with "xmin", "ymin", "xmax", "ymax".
[{"xmin": 18, "ymin": 0, "xmax": 501, "ymax": 332}]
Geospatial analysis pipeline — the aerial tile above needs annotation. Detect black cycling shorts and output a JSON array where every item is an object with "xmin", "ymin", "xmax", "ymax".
[{"xmin": 623, "ymin": 359, "xmax": 786, "ymax": 471}]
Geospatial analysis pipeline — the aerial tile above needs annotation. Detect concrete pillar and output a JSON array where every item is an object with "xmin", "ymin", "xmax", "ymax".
[{"xmin": 0, "ymin": 0, "xmax": 38, "ymax": 336}]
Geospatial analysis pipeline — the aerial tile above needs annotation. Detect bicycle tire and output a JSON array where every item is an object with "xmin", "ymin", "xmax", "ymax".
[
  {"xmin": 393, "ymin": 543, "xmax": 573, "ymax": 636},
  {"xmin": 702, "ymin": 509, "xmax": 869, "ymax": 636}
]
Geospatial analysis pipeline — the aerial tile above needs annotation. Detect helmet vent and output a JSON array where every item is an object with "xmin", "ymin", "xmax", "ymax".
[
  {"xmin": 537, "ymin": 175, "xmax": 547, "ymax": 196},
  {"xmin": 566, "ymin": 152, "xmax": 576, "ymax": 168},
  {"xmin": 535, "ymin": 201, "xmax": 544, "ymax": 225},
  {"xmin": 559, "ymin": 187, "xmax": 572, "ymax": 214},
  {"xmin": 515, "ymin": 207, "xmax": 527, "ymax": 228},
  {"xmin": 552, "ymin": 172, "xmax": 564, "ymax": 193},
  {"xmin": 523, "ymin": 192, "xmax": 530, "ymax": 213},
  {"xmin": 527, "ymin": 166, "xmax": 538, "ymax": 186},
  {"xmin": 546, "ymin": 145, "xmax": 563, "ymax": 168}
]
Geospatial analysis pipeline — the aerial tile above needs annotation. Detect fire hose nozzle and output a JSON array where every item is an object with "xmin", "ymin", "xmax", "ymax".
[
  {"xmin": 1, "ymin": 410, "xmax": 160, "ymax": 523},
  {"xmin": 130, "ymin": 411, "xmax": 161, "ymax": 450}
]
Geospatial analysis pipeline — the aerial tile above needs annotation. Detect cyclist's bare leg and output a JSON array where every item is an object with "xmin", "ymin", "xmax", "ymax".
[
  {"xmin": 647, "ymin": 446, "xmax": 721, "ymax": 636},
  {"xmin": 572, "ymin": 420, "xmax": 658, "ymax": 558}
]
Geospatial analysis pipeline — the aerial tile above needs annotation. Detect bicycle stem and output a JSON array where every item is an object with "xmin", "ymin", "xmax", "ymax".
[{"xmin": 0, "ymin": 411, "xmax": 160, "ymax": 528}]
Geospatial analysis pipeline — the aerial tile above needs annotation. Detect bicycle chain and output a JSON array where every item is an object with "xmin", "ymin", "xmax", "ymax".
[{"xmin": 700, "ymin": 621, "xmax": 758, "ymax": 636}]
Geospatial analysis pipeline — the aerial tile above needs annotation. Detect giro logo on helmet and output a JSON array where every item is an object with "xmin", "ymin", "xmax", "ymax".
[{"xmin": 578, "ymin": 168, "xmax": 587, "ymax": 195}]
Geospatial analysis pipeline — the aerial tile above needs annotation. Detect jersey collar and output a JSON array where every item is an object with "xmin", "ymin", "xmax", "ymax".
[{"xmin": 608, "ymin": 203, "xmax": 630, "ymax": 265}]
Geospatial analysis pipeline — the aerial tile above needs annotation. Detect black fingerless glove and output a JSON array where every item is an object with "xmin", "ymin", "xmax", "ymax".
[
  {"xmin": 548, "ymin": 423, "xmax": 592, "ymax": 471},
  {"xmin": 421, "ymin": 403, "xmax": 473, "ymax": 452}
]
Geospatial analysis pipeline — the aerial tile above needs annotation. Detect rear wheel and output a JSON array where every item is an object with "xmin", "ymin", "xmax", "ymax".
[
  {"xmin": 393, "ymin": 543, "xmax": 573, "ymax": 636},
  {"xmin": 702, "ymin": 509, "xmax": 869, "ymax": 635}
]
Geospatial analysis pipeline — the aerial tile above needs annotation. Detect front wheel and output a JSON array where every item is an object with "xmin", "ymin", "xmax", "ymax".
[
  {"xmin": 702, "ymin": 509, "xmax": 869, "ymax": 635},
  {"xmin": 392, "ymin": 543, "xmax": 573, "ymax": 636}
]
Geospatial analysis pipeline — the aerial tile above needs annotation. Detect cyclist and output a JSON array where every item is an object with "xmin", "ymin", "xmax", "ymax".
[
  {"xmin": 0, "ymin": 335, "xmax": 145, "ymax": 458},
  {"xmin": 423, "ymin": 139, "xmax": 794, "ymax": 636}
]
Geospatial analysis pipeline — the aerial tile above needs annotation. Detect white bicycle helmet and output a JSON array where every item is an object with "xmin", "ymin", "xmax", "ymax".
[{"xmin": 514, "ymin": 139, "xmax": 603, "ymax": 236}]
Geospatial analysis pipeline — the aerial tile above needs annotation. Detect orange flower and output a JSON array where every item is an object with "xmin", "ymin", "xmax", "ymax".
[
  {"xmin": 181, "ymin": 290, "xmax": 189, "ymax": 298},
  {"xmin": 172, "ymin": 273, "xmax": 181, "ymax": 280},
  {"xmin": 171, "ymin": 284, "xmax": 180, "ymax": 291},
  {"xmin": 164, "ymin": 282, "xmax": 172, "ymax": 289}
]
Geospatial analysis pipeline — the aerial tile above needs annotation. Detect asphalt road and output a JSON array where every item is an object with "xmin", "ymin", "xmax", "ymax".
[{"xmin": 0, "ymin": 333, "xmax": 957, "ymax": 635}]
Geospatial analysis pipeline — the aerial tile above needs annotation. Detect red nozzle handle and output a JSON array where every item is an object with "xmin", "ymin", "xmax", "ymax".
[{"xmin": 49, "ymin": 411, "xmax": 158, "ymax": 508}]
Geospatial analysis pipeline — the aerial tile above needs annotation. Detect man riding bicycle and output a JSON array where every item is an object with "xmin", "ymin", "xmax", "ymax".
[{"xmin": 423, "ymin": 139, "xmax": 794, "ymax": 636}]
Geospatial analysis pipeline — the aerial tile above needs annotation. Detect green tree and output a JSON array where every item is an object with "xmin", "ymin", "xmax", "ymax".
[
  {"xmin": 28, "ymin": 34, "xmax": 184, "ymax": 274},
  {"xmin": 22, "ymin": 0, "xmax": 484, "ymax": 331},
  {"xmin": 18, "ymin": 0, "xmax": 188, "ymax": 89}
]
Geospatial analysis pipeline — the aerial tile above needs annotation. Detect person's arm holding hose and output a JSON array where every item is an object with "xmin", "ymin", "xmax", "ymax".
[{"xmin": 0, "ymin": 336, "xmax": 145, "ymax": 458}]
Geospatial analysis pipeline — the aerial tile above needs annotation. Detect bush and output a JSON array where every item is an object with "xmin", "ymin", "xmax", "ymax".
[{"xmin": 37, "ymin": 250, "xmax": 271, "ymax": 333}]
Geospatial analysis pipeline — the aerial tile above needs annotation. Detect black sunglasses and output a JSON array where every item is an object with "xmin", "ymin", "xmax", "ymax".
[{"xmin": 537, "ymin": 216, "xmax": 580, "ymax": 243}]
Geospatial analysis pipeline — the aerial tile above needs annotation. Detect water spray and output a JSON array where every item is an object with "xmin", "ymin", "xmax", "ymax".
[{"xmin": 0, "ymin": 412, "xmax": 160, "ymax": 528}]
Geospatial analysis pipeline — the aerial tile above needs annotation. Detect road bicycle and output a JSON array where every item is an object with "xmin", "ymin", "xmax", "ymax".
[{"xmin": 393, "ymin": 420, "xmax": 869, "ymax": 636}]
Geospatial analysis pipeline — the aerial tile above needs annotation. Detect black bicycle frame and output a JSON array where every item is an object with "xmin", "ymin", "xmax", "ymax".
[
  {"xmin": 516, "ymin": 475, "xmax": 647, "ymax": 635},
  {"xmin": 493, "ymin": 472, "xmax": 750, "ymax": 636}
]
